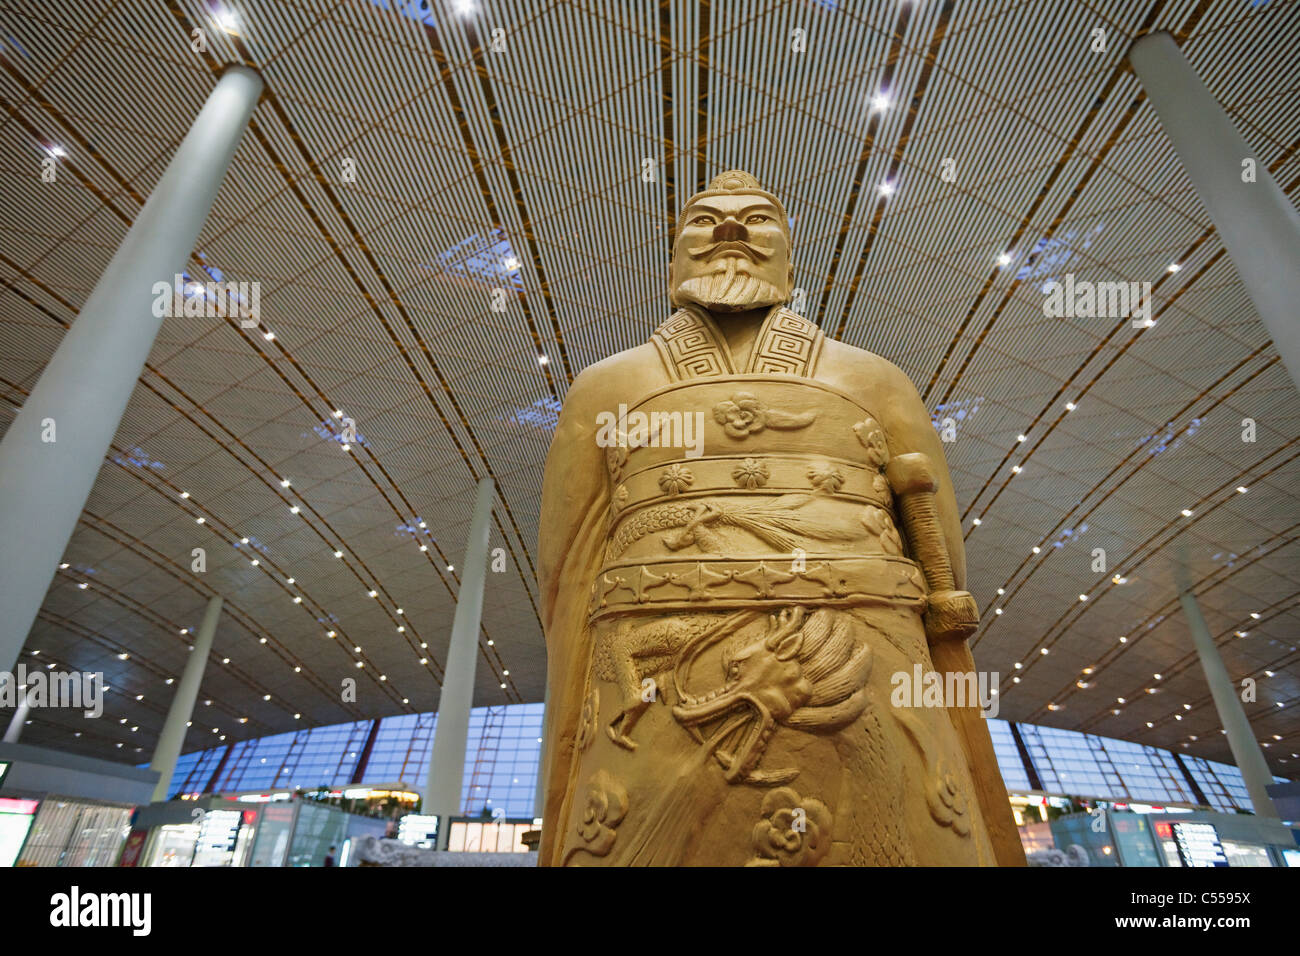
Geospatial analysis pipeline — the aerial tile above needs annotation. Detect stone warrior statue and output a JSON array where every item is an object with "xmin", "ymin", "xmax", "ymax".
[{"xmin": 537, "ymin": 171, "xmax": 1024, "ymax": 866}]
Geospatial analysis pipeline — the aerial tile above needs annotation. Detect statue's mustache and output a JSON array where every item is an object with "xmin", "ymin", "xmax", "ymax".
[{"xmin": 688, "ymin": 239, "xmax": 773, "ymax": 262}]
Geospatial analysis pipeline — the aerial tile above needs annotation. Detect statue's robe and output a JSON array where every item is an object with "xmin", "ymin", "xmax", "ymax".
[{"xmin": 538, "ymin": 304, "xmax": 1015, "ymax": 866}]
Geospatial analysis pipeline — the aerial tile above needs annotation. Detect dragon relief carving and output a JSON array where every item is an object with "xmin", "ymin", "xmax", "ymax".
[
  {"xmin": 672, "ymin": 606, "xmax": 872, "ymax": 785},
  {"xmin": 592, "ymin": 614, "xmax": 723, "ymax": 750}
]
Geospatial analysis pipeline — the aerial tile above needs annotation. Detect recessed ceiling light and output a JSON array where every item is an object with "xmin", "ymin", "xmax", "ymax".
[
  {"xmin": 1181, "ymin": 508, "xmax": 1193, "ymax": 517},
  {"xmin": 870, "ymin": 93, "xmax": 890, "ymax": 111},
  {"xmin": 59, "ymin": 563, "xmax": 69, "ymax": 569},
  {"xmin": 1032, "ymin": 546, "xmax": 1040, "ymax": 554},
  {"xmin": 1250, "ymin": 612, "xmax": 1261, "ymax": 619},
  {"xmin": 263, "ymin": 694, "xmax": 271, "ymax": 701},
  {"xmin": 241, "ymin": 537, "xmax": 249, "ymax": 544},
  {"xmin": 1065, "ymin": 402, "xmax": 1076, "ymax": 411},
  {"xmin": 447, "ymin": 565, "xmax": 455, "ymax": 572},
  {"xmin": 1040, "ymin": 648, "xmax": 1049, "ymax": 655},
  {"xmin": 263, "ymin": 331, "xmax": 274, "ymax": 341},
  {"xmin": 293, "ymin": 596, "xmax": 302, "ymax": 604},
  {"xmin": 1016, "ymin": 434, "xmax": 1027, "ymax": 443},
  {"xmin": 997, "ymin": 253, "xmax": 1012, "ymax": 266},
  {"xmin": 196, "ymin": 517, "xmax": 205, "ymax": 524},
  {"xmin": 334, "ymin": 550, "xmax": 343, "ymax": 558},
  {"xmin": 538, "ymin": 354, "xmax": 549, "ymax": 364},
  {"xmin": 290, "ymin": 506, "xmax": 300, "ymax": 514},
  {"xmin": 878, "ymin": 181, "xmax": 895, "ymax": 196},
  {"xmin": 972, "ymin": 518, "xmax": 981, "ymax": 526},
  {"xmin": 181, "ymin": 491, "xmax": 190, "ymax": 499},
  {"xmin": 1236, "ymin": 486, "xmax": 1248, "ymax": 494},
  {"xmin": 368, "ymin": 589, "xmax": 377, "ymax": 597},
  {"xmin": 996, "ymin": 588, "xmax": 1005, "ymax": 595},
  {"xmin": 1168, "ymin": 262, "xmax": 1181, "ymax": 272},
  {"xmin": 341, "ymin": 444, "xmax": 351, "ymax": 452},
  {"xmin": 280, "ymin": 479, "xmax": 291, "ymax": 488},
  {"xmin": 994, "ymin": 608, "xmax": 1003, "ymax": 615},
  {"xmin": 1011, "ymin": 465, "xmax": 1022, "ymax": 474},
  {"xmin": 1078, "ymin": 594, "xmax": 1088, "ymax": 602}
]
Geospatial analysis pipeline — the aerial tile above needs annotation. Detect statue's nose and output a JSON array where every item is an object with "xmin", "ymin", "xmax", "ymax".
[{"xmin": 713, "ymin": 218, "xmax": 746, "ymax": 242}]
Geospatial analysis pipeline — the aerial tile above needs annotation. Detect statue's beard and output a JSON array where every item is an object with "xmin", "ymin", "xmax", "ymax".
[{"xmin": 673, "ymin": 257, "xmax": 785, "ymax": 311}]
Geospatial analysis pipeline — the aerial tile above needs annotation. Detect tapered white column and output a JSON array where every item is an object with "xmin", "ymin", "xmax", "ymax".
[
  {"xmin": 1176, "ymin": 586, "xmax": 1277, "ymax": 818},
  {"xmin": 1130, "ymin": 32, "xmax": 1300, "ymax": 393},
  {"xmin": 425, "ymin": 478, "xmax": 494, "ymax": 846},
  {"xmin": 149, "ymin": 595, "xmax": 222, "ymax": 802},
  {"xmin": 0, "ymin": 67, "xmax": 263, "ymax": 677},
  {"xmin": 3, "ymin": 691, "xmax": 32, "ymax": 744}
]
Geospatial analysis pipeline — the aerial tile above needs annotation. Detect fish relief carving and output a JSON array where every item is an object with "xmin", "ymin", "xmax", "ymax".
[{"xmin": 610, "ymin": 494, "xmax": 862, "ymax": 558}]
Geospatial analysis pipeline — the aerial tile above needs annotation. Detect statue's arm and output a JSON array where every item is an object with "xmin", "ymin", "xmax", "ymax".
[
  {"xmin": 880, "ymin": 366, "xmax": 968, "ymax": 591},
  {"xmin": 538, "ymin": 367, "xmax": 606, "ymax": 630}
]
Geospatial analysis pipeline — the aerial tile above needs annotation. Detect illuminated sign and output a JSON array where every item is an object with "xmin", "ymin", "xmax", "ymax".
[
  {"xmin": 1171, "ymin": 821, "xmax": 1227, "ymax": 867},
  {"xmin": 0, "ymin": 797, "xmax": 38, "ymax": 815},
  {"xmin": 396, "ymin": 814, "xmax": 439, "ymax": 848}
]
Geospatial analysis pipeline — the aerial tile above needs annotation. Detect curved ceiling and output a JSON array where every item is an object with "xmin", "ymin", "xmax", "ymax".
[{"xmin": 0, "ymin": 0, "xmax": 1297, "ymax": 777}]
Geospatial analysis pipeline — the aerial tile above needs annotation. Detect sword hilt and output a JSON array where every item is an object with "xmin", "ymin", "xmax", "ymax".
[{"xmin": 885, "ymin": 452, "xmax": 978, "ymax": 643}]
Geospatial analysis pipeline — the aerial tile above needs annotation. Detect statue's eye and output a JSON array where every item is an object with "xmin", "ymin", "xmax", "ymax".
[
  {"xmin": 692, "ymin": 215, "xmax": 715, "ymax": 226},
  {"xmin": 745, "ymin": 214, "xmax": 769, "ymax": 225}
]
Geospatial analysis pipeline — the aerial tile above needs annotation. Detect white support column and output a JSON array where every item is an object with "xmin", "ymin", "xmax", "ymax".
[
  {"xmin": 533, "ymin": 683, "xmax": 549, "ymax": 820},
  {"xmin": 149, "ymin": 595, "xmax": 222, "ymax": 802},
  {"xmin": 1176, "ymin": 586, "xmax": 1278, "ymax": 818},
  {"xmin": 0, "ymin": 67, "xmax": 263, "ymax": 677},
  {"xmin": 1130, "ymin": 31, "xmax": 1300, "ymax": 393},
  {"xmin": 3, "ymin": 691, "xmax": 32, "ymax": 744},
  {"xmin": 425, "ymin": 478, "xmax": 495, "ymax": 846}
]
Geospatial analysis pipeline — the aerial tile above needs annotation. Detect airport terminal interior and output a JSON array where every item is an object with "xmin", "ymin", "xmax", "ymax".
[{"xmin": 0, "ymin": 0, "xmax": 1298, "ymax": 872}]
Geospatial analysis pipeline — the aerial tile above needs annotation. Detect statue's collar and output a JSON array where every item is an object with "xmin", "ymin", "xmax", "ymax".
[{"xmin": 652, "ymin": 303, "xmax": 824, "ymax": 380}]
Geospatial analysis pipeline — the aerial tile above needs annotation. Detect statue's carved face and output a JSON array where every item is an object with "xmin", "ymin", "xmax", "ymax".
[{"xmin": 670, "ymin": 194, "xmax": 792, "ymax": 312}]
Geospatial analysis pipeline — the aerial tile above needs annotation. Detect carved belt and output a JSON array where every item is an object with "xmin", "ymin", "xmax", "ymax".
[{"xmin": 587, "ymin": 555, "xmax": 927, "ymax": 621}]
